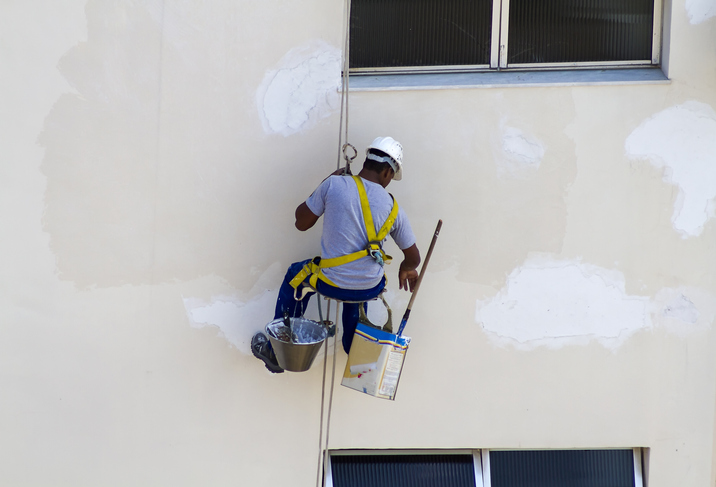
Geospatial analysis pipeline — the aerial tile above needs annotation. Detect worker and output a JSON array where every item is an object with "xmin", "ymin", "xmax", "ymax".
[{"xmin": 251, "ymin": 136, "xmax": 421, "ymax": 373}]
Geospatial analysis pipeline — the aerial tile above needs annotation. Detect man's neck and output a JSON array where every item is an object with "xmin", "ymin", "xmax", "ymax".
[{"xmin": 357, "ymin": 169, "xmax": 381, "ymax": 185}]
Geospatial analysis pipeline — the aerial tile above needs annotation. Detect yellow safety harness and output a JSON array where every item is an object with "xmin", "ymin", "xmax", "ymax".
[{"xmin": 289, "ymin": 175, "xmax": 399, "ymax": 294}]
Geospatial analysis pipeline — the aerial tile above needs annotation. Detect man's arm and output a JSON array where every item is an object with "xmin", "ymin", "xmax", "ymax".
[
  {"xmin": 295, "ymin": 169, "xmax": 347, "ymax": 231},
  {"xmin": 398, "ymin": 244, "xmax": 421, "ymax": 292},
  {"xmin": 295, "ymin": 202, "xmax": 319, "ymax": 231}
]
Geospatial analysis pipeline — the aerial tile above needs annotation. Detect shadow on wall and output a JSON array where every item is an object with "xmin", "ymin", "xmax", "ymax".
[{"xmin": 37, "ymin": 1, "xmax": 275, "ymax": 288}]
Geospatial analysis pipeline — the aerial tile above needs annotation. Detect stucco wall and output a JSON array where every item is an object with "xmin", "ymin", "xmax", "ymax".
[{"xmin": 2, "ymin": 0, "xmax": 716, "ymax": 485}]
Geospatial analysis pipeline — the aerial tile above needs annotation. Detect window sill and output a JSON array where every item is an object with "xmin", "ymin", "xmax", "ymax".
[{"xmin": 347, "ymin": 67, "xmax": 669, "ymax": 91}]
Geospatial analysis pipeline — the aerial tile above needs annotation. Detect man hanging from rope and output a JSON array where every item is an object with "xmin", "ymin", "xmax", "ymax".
[{"xmin": 252, "ymin": 136, "xmax": 421, "ymax": 373}]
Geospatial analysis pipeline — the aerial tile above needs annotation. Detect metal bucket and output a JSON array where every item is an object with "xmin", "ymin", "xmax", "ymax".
[{"xmin": 265, "ymin": 317, "xmax": 328, "ymax": 372}]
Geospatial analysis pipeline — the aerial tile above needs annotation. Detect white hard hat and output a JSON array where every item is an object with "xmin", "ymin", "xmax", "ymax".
[{"xmin": 366, "ymin": 136, "xmax": 403, "ymax": 181}]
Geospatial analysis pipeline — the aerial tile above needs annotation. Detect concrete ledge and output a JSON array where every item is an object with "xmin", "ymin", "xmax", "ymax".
[{"xmin": 348, "ymin": 67, "xmax": 670, "ymax": 91}]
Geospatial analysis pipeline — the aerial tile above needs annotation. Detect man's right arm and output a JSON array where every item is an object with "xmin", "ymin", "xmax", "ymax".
[
  {"xmin": 296, "ymin": 170, "xmax": 344, "ymax": 231},
  {"xmin": 295, "ymin": 202, "xmax": 319, "ymax": 231}
]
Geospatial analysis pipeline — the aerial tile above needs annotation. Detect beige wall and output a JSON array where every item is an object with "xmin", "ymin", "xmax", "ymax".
[{"xmin": 2, "ymin": 0, "xmax": 716, "ymax": 485}]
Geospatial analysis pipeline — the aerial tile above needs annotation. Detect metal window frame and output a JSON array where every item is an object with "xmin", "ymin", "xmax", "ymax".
[
  {"xmin": 480, "ymin": 448, "xmax": 645, "ymax": 487},
  {"xmin": 490, "ymin": 0, "xmax": 503, "ymax": 68},
  {"xmin": 325, "ymin": 449, "xmax": 482, "ymax": 487},
  {"xmin": 350, "ymin": 64, "xmax": 492, "ymax": 75},
  {"xmin": 493, "ymin": 0, "xmax": 663, "ymax": 69},
  {"xmin": 350, "ymin": 0, "xmax": 663, "ymax": 74},
  {"xmin": 495, "ymin": 0, "xmax": 509, "ymax": 69},
  {"xmin": 652, "ymin": 0, "xmax": 663, "ymax": 64},
  {"xmin": 327, "ymin": 448, "xmax": 645, "ymax": 487}
]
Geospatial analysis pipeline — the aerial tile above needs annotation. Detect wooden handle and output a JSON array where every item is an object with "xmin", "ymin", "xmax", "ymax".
[{"xmin": 405, "ymin": 219, "xmax": 442, "ymax": 312}]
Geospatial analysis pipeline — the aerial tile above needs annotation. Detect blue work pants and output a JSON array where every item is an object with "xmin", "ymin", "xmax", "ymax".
[{"xmin": 274, "ymin": 260, "xmax": 385, "ymax": 353}]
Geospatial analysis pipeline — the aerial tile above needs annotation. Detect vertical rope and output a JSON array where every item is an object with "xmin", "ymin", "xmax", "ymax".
[
  {"xmin": 315, "ymin": 296, "xmax": 328, "ymax": 487},
  {"xmin": 315, "ymin": 338, "xmax": 328, "ymax": 487},
  {"xmin": 337, "ymin": 0, "xmax": 353, "ymax": 171},
  {"xmin": 322, "ymin": 303, "xmax": 341, "ymax": 487},
  {"xmin": 322, "ymin": 2, "xmax": 353, "ymax": 482}
]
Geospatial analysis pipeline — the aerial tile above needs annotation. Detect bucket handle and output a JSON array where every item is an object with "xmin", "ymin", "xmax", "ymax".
[{"xmin": 358, "ymin": 292, "xmax": 393, "ymax": 333}]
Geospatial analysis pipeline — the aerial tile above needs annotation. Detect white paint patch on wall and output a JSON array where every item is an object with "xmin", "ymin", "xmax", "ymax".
[
  {"xmin": 256, "ymin": 40, "xmax": 341, "ymax": 136},
  {"xmin": 493, "ymin": 124, "xmax": 545, "ymax": 177},
  {"xmin": 650, "ymin": 286, "xmax": 716, "ymax": 337},
  {"xmin": 184, "ymin": 291, "xmax": 275, "ymax": 355},
  {"xmin": 476, "ymin": 255, "xmax": 715, "ymax": 350},
  {"xmin": 685, "ymin": 0, "xmax": 716, "ymax": 24},
  {"xmin": 183, "ymin": 268, "xmax": 401, "ymax": 355},
  {"xmin": 476, "ymin": 256, "xmax": 650, "ymax": 350},
  {"xmin": 625, "ymin": 101, "xmax": 716, "ymax": 238},
  {"xmin": 182, "ymin": 263, "xmax": 284, "ymax": 355}
]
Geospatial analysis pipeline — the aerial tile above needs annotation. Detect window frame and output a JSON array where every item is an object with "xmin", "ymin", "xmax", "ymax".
[
  {"xmin": 326, "ymin": 448, "xmax": 646, "ymax": 487},
  {"xmin": 349, "ymin": 0, "xmax": 663, "ymax": 75}
]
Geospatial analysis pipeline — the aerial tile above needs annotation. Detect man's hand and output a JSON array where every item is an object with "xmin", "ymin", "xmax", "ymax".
[
  {"xmin": 399, "ymin": 268, "xmax": 419, "ymax": 292},
  {"xmin": 398, "ymin": 244, "xmax": 421, "ymax": 292},
  {"xmin": 320, "ymin": 167, "xmax": 349, "ymax": 184}
]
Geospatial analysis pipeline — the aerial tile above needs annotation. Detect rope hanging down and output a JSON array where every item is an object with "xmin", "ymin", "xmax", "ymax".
[
  {"xmin": 336, "ymin": 0, "xmax": 355, "ymax": 174},
  {"xmin": 316, "ymin": 3, "xmax": 354, "ymax": 486},
  {"xmin": 317, "ymin": 7, "xmax": 352, "ymax": 487}
]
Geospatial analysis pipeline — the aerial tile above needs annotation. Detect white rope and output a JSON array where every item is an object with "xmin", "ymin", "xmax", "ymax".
[
  {"xmin": 319, "ymin": 2, "xmax": 353, "ymax": 483},
  {"xmin": 315, "ymin": 326, "xmax": 329, "ymax": 487},
  {"xmin": 322, "ymin": 304, "xmax": 340, "ymax": 487},
  {"xmin": 336, "ymin": 0, "xmax": 353, "ymax": 171},
  {"xmin": 316, "ymin": 298, "xmax": 340, "ymax": 487}
]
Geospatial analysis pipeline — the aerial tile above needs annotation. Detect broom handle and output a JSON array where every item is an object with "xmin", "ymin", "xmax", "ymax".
[{"xmin": 398, "ymin": 219, "xmax": 442, "ymax": 336}]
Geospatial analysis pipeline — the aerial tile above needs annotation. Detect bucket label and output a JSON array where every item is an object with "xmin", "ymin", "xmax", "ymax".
[
  {"xmin": 378, "ymin": 350, "xmax": 405, "ymax": 397},
  {"xmin": 342, "ymin": 324, "xmax": 410, "ymax": 400}
]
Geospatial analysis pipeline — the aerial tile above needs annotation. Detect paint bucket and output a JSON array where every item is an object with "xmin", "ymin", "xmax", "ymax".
[
  {"xmin": 265, "ymin": 317, "xmax": 328, "ymax": 372},
  {"xmin": 341, "ymin": 323, "xmax": 410, "ymax": 400}
]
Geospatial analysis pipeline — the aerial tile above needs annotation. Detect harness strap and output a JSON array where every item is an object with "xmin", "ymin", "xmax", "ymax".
[
  {"xmin": 289, "ymin": 176, "xmax": 399, "ymax": 293},
  {"xmin": 353, "ymin": 176, "xmax": 398, "ymax": 251}
]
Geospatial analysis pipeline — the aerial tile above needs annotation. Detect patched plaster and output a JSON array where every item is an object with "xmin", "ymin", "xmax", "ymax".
[
  {"xmin": 256, "ymin": 40, "xmax": 341, "ymax": 136},
  {"xmin": 184, "ymin": 291, "xmax": 275, "ymax": 355},
  {"xmin": 182, "ymin": 262, "xmax": 403, "ymax": 355},
  {"xmin": 39, "ymin": 0, "xmax": 259, "ymax": 287},
  {"xmin": 493, "ymin": 123, "xmax": 545, "ymax": 177},
  {"xmin": 685, "ymin": 0, "xmax": 716, "ymax": 24},
  {"xmin": 476, "ymin": 255, "xmax": 715, "ymax": 350},
  {"xmin": 625, "ymin": 101, "xmax": 716, "ymax": 238},
  {"xmin": 182, "ymin": 263, "xmax": 284, "ymax": 354},
  {"xmin": 650, "ymin": 286, "xmax": 716, "ymax": 337}
]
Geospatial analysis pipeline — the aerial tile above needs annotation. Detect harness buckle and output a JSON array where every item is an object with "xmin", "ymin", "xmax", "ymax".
[{"xmin": 368, "ymin": 245, "xmax": 384, "ymax": 267}]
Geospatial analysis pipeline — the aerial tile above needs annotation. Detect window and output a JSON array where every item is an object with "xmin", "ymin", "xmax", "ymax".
[
  {"xmin": 329, "ymin": 452, "xmax": 479, "ymax": 487},
  {"xmin": 328, "ymin": 451, "xmax": 482, "ymax": 487},
  {"xmin": 487, "ymin": 449, "xmax": 643, "ymax": 487},
  {"xmin": 327, "ymin": 449, "xmax": 646, "ymax": 487},
  {"xmin": 349, "ymin": 0, "xmax": 662, "ymax": 73}
]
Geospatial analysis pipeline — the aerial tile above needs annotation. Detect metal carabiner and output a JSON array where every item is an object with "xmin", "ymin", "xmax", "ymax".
[
  {"xmin": 342, "ymin": 143, "xmax": 357, "ymax": 175},
  {"xmin": 368, "ymin": 247, "xmax": 384, "ymax": 267}
]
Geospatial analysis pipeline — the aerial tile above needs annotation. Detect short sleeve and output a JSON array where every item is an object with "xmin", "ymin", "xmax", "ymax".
[
  {"xmin": 305, "ymin": 177, "xmax": 332, "ymax": 217},
  {"xmin": 390, "ymin": 208, "xmax": 416, "ymax": 250}
]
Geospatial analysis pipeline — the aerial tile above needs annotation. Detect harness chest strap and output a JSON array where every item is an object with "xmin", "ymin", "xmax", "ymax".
[{"xmin": 289, "ymin": 176, "xmax": 399, "ymax": 291}]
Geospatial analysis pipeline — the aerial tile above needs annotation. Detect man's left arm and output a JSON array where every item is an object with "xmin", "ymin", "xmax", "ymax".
[{"xmin": 398, "ymin": 244, "xmax": 421, "ymax": 291}]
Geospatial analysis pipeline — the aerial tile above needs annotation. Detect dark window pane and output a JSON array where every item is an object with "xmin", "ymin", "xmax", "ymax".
[
  {"xmin": 508, "ymin": 0, "xmax": 654, "ymax": 64},
  {"xmin": 490, "ymin": 449, "xmax": 636, "ymax": 487},
  {"xmin": 331, "ymin": 454, "xmax": 477, "ymax": 487},
  {"xmin": 350, "ymin": 0, "xmax": 493, "ymax": 69}
]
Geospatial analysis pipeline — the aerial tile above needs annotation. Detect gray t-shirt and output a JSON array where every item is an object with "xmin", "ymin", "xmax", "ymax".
[{"xmin": 305, "ymin": 175, "xmax": 416, "ymax": 290}]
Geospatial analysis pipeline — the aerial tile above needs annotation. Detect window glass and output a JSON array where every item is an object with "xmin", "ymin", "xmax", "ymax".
[
  {"xmin": 350, "ymin": 0, "xmax": 493, "ymax": 69},
  {"xmin": 507, "ymin": 0, "xmax": 655, "ymax": 64},
  {"xmin": 349, "ymin": 0, "xmax": 658, "ymax": 71},
  {"xmin": 490, "ymin": 449, "xmax": 636, "ymax": 487},
  {"xmin": 330, "ymin": 454, "xmax": 477, "ymax": 487}
]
